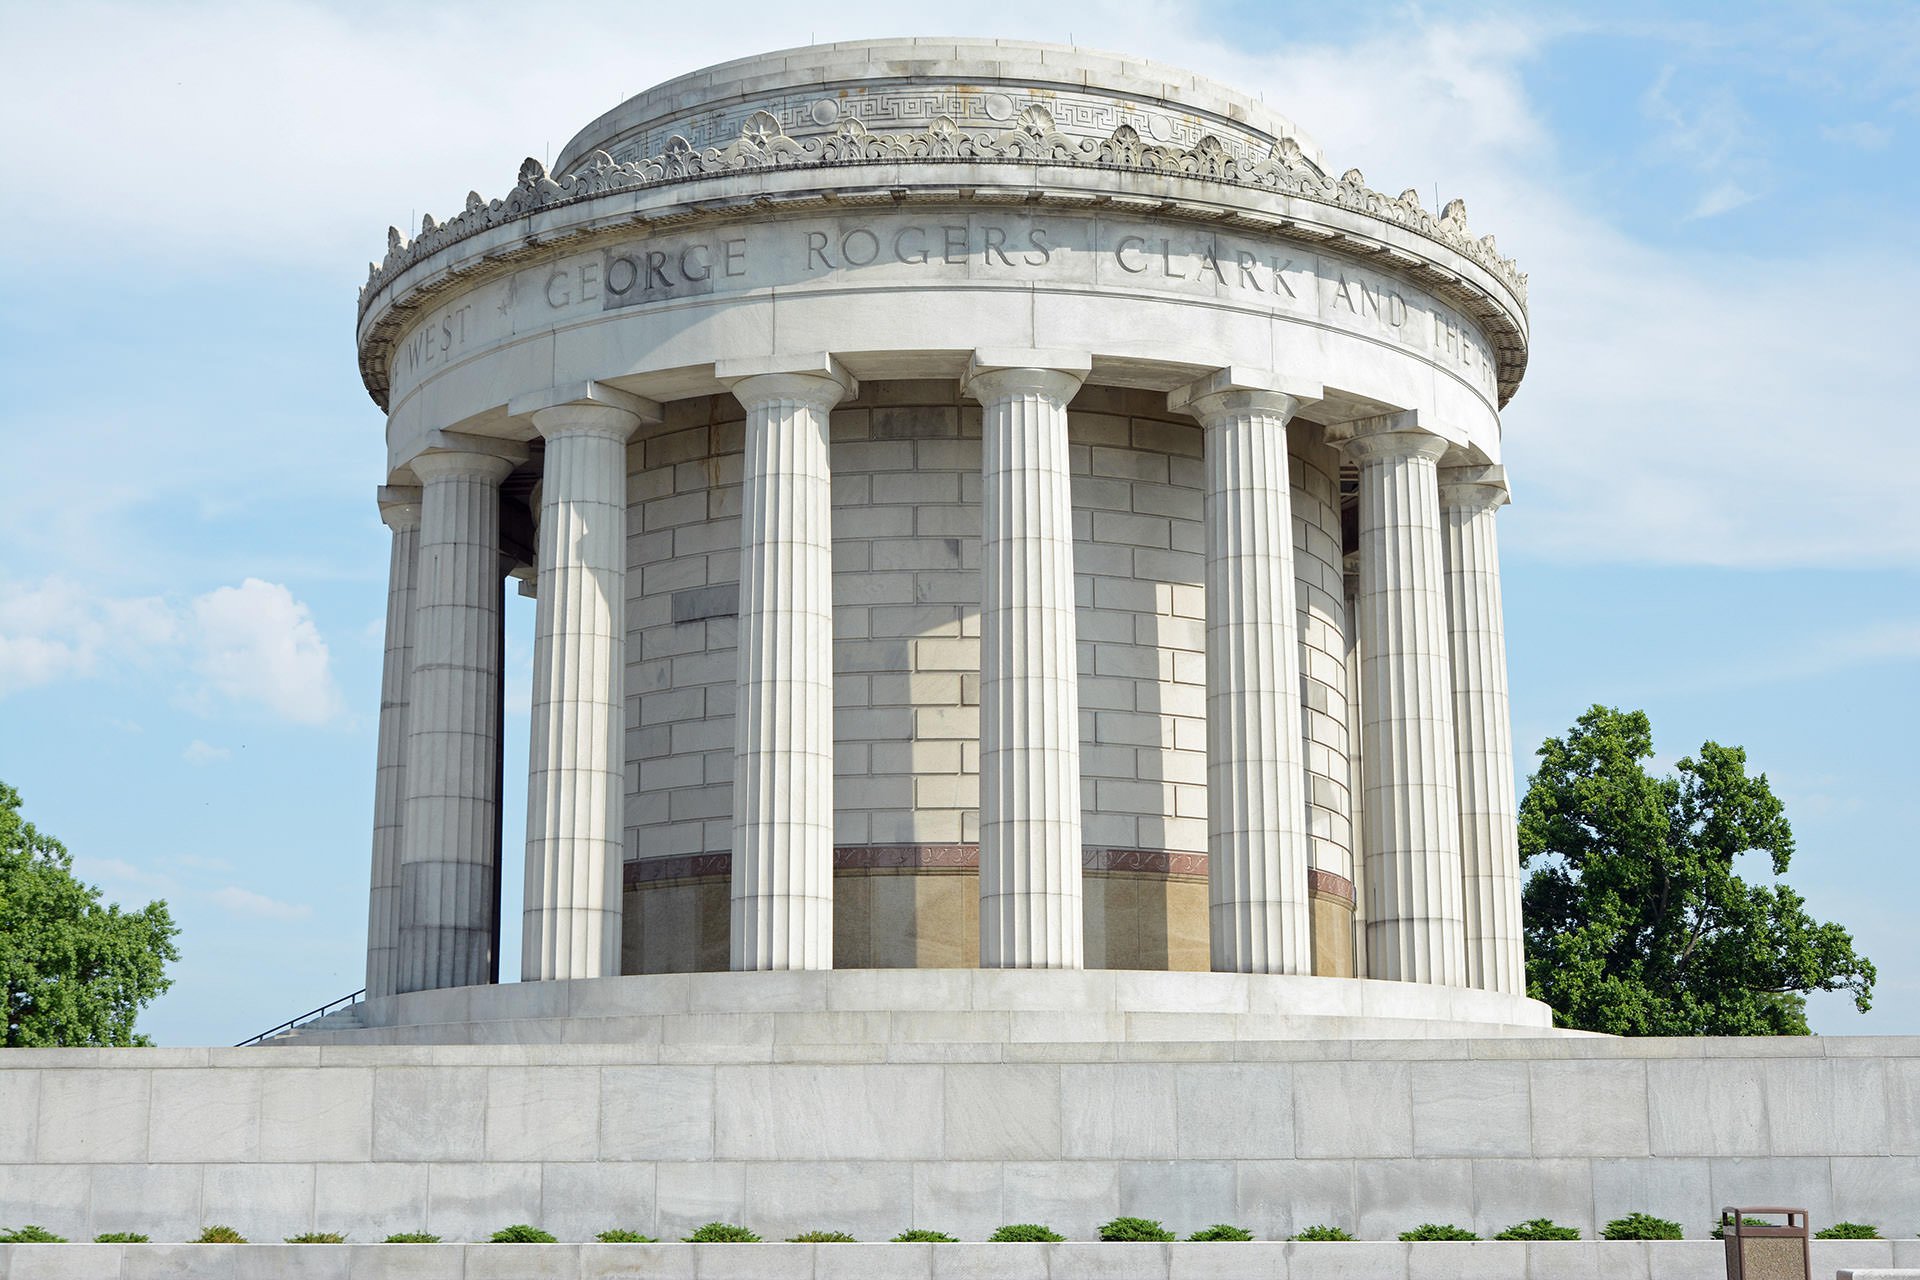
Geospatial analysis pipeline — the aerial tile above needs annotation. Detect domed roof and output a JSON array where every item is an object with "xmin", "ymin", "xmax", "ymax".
[{"xmin": 556, "ymin": 37, "xmax": 1327, "ymax": 178}]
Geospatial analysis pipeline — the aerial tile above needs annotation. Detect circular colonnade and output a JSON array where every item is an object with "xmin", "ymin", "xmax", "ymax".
[{"xmin": 350, "ymin": 38, "xmax": 1547, "ymax": 1040}]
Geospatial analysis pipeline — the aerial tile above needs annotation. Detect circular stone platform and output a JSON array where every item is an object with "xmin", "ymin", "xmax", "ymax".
[{"xmin": 283, "ymin": 970, "xmax": 1565, "ymax": 1046}]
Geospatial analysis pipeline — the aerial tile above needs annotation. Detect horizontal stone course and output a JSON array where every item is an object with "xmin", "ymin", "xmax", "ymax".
[{"xmin": 0, "ymin": 1240, "xmax": 1913, "ymax": 1279}]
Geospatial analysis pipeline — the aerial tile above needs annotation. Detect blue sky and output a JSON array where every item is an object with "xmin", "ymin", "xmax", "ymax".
[{"xmin": 1, "ymin": 1, "xmax": 1913, "ymax": 1044}]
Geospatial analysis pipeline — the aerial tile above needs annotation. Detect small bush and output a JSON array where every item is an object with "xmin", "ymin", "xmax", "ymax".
[
  {"xmin": 286, "ymin": 1231, "xmax": 346, "ymax": 1243},
  {"xmin": 490, "ymin": 1224, "xmax": 557, "ymax": 1243},
  {"xmin": 596, "ymin": 1228, "xmax": 657, "ymax": 1243},
  {"xmin": 1712, "ymin": 1216, "xmax": 1769, "ymax": 1240},
  {"xmin": 683, "ymin": 1222, "xmax": 760, "ymax": 1243},
  {"xmin": 1290, "ymin": 1225, "xmax": 1356, "ymax": 1242},
  {"xmin": 989, "ymin": 1223, "xmax": 1065, "ymax": 1242},
  {"xmin": 1400, "ymin": 1223, "xmax": 1480, "ymax": 1242},
  {"xmin": 1603, "ymin": 1213, "xmax": 1683, "ymax": 1241},
  {"xmin": 892, "ymin": 1229, "xmax": 959, "ymax": 1242},
  {"xmin": 94, "ymin": 1232, "xmax": 150, "ymax": 1243},
  {"xmin": 195, "ymin": 1226, "xmax": 247, "ymax": 1244},
  {"xmin": 0, "ymin": 1225, "xmax": 67, "ymax": 1243},
  {"xmin": 1099, "ymin": 1216, "xmax": 1175, "ymax": 1242},
  {"xmin": 788, "ymin": 1230, "xmax": 857, "ymax": 1242},
  {"xmin": 1188, "ymin": 1224, "xmax": 1254, "ymax": 1241},
  {"xmin": 1495, "ymin": 1218, "xmax": 1581, "ymax": 1241},
  {"xmin": 383, "ymin": 1232, "xmax": 441, "ymax": 1243},
  {"xmin": 1815, "ymin": 1222, "xmax": 1882, "ymax": 1240}
]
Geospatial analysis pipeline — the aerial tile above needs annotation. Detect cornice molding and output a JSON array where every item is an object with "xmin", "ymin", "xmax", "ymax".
[{"xmin": 360, "ymin": 105, "xmax": 1526, "ymax": 322}]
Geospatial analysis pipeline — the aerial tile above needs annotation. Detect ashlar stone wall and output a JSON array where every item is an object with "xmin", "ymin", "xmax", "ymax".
[{"xmin": 619, "ymin": 382, "xmax": 1357, "ymax": 974}]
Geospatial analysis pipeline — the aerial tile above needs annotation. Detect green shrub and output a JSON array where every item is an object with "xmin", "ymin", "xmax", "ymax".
[
  {"xmin": 1815, "ymin": 1222, "xmax": 1882, "ymax": 1240},
  {"xmin": 596, "ymin": 1229, "xmax": 657, "ymax": 1243},
  {"xmin": 195, "ymin": 1226, "xmax": 247, "ymax": 1244},
  {"xmin": 788, "ymin": 1230, "xmax": 857, "ymax": 1242},
  {"xmin": 489, "ymin": 1224, "xmax": 557, "ymax": 1243},
  {"xmin": 1712, "ymin": 1216, "xmax": 1769, "ymax": 1240},
  {"xmin": 1187, "ymin": 1224, "xmax": 1254, "ymax": 1241},
  {"xmin": 1099, "ymin": 1216, "xmax": 1175, "ymax": 1242},
  {"xmin": 1400, "ymin": 1223, "xmax": 1480, "ymax": 1241},
  {"xmin": 0, "ymin": 1225, "xmax": 67, "ymax": 1243},
  {"xmin": 989, "ymin": 1223, "xmax": 1065, "ymax": 1242},
  {"xmin": 1495, "ymin": 1219, "xmax": 1581, "ymax": 1241},
  {"xmin": 1290, "ymin": 1225, "xmax": 1356, "ymax": 1242},
  {"xmin": 286, "ymin": 1231, "xmax": 346, "ymax": 1243},
  {"xmin": 383, "ymin": 1232, "xmax": 441, "ymax": 1243},
  {"xmin": 892, "ymin": 1229, "xmax": 959, "ymax": 1242},
  {"xmin": 683, "ymin": 1222, "xmax": 760, "ymax": 1243},
  {"xmin": 1603, "ymin": 1213, "xmax": 1683, "ymax": 1241},
  {"xmin": 94, "ymin": 1232, "xmax": 150, "ymax": 1243}
]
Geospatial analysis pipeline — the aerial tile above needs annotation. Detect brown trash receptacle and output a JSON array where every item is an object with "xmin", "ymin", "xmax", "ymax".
[{"xmin": 1721, "ymin": 1207, "xmax": 1811, "ymax": 1280}]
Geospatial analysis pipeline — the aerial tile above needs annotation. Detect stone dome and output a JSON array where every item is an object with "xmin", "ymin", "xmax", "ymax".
[{"xmin": 556, "ymin": 37, "xmax": 1328, "ymax": 178}]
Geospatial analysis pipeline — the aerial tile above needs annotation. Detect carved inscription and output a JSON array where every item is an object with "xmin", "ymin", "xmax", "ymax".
[
  {"xmin": 519, "ymin": 214, "xmax": 1499, "ymax": 401},
  {"xmin": 400, "ymin": 303, "xmax": 473, "ymax": 375}
]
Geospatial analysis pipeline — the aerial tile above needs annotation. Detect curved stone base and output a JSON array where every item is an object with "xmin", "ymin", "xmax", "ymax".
[{"xmin": 296, "ymin": 969, "xmax": 1561, "ymax": 1046}]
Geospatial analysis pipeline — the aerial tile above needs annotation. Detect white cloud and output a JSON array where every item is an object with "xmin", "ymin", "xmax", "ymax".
[
  {"xmin": 1640, "ymin": 65, "xmax": 1767, "ymax": 219},
  {"xmin": 211, "ymin": 885, "xmax": 313, "ymax": 921},
  {"xmin": 0, "ymin": 578, "xmax": 175, "ymax": 696},
  {"xmin": 190, "ymin": 579, "xmax": 340, "ymax": 725},
  {"xmin": 76, "ymin": 857, "xmax": 178, "ymax": 896},
  {"xmin": 0, "ymin": 2, "xmax": 1911, "ymax": 573},
  {"xmin": 182, "ymin": 739, "xmax": 231, "ymax": 765},
  {"xmin": 0, "ymin": 575, "xmax": 342, "ymax": 723},
  {"xmin": 1820, "ymin": 120, "xmax": 1893, "ymax": 150}
]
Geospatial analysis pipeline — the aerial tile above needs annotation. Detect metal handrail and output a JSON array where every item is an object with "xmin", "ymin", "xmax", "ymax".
[{"xmin": 235, "ymin": 989, "xmax": 366, "ymax": 1046}]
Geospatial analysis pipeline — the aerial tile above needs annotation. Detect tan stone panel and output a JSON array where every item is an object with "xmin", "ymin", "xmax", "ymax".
[
  {"xmin": 833, "ymin": 872, "xmax": 872, "ymax": 969},
  {"xmin": 1164, "ymin": 878, "xmax": 1210, "ymax": 971},
  {"xmin": 913, "ymin": 873, "xmax": 979, "ymax": 968},
  {"xmin": 1311, "ymin": 893, "xmax": 1356, "ymax": 978}
]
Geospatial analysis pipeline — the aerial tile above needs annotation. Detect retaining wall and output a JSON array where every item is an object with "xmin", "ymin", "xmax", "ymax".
[{"xmin": 2, "ymin": 1031, "xmax": 1914, "ymax": 1247}]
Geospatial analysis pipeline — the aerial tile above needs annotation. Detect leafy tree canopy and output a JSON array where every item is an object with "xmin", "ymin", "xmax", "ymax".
[
  {"xmin": 1519, "ymin": 706, "xmax": 1874, "ymax": 1035},
  {"xmin": 1, "ymin": 781, "xmax": 180, "ymax": 1046}
]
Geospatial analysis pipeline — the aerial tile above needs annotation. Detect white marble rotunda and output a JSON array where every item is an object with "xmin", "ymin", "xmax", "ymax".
[{"xmin": 350, "ymin": 36, "xmax": 1540, "ymax": 1039}]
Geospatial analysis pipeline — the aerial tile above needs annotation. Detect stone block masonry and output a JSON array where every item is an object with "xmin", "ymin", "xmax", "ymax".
[{"xmin": 3, "ymin": 1028, "xmax": 1914, "ymax": 1246}]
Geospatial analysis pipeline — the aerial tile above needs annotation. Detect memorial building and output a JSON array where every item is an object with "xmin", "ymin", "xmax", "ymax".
[
  {"xmin": 354, "ymin": 37, "xmax": 1540, "ymax": 1031},
  {"xmin": 8, "ymin": 42, "xmax": 1908, "ymax": 1257}
]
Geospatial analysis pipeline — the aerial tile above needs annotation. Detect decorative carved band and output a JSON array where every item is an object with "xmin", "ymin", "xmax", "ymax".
[
  {"xmin": 1309, "ymin": 867, "xmax": 1357, "ymax": 904},
  {"xmin": 619, "ymin": 846, "xmax": 1358, "ymax": 891},
  {"xmin": 363, "ymin": 105, "xmax": 1525, "ymax": 317}
]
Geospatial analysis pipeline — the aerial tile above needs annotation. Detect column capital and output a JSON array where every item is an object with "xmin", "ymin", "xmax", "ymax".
[
  {"xmin": 377, "ymin": 484, "xmax": 422, "ymax": 532},
  {"xmin": 717, "ymin": 352, "xmax": 858, "ymax": 412},
  {"xmin": 408, "ymin": 447, "xmax": 517, "ymax": 484},
  {"xmin": 512, "ymin": 380, "xmax": 660, "ymax": 441},
  {"xmin": 961, "ymin": 348, "xmax": 1091, "ymax": 403},
  {"xmin": 1326, "ymin": 411, "xmax": 1451, "ymax": 464},
  {"xmin": 1168, "ymin": 366, "xmax": 1322, "ymax": 424},
  {"xmin": 1438, "ymin": 463, "xmax": 1512, "ymax": 512}
]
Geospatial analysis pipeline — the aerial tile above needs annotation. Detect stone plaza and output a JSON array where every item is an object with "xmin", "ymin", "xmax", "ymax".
[{"xmin": 2, "ymin": 37, "xmax": 1915, "ymax": 1275}]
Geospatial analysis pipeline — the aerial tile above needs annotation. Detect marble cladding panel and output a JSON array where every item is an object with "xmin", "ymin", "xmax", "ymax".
[
  {"xmin": 4, "ymin": 1042, "xmax": 1920, "ymax": 1245},
  {"xmin": 1288, "ymin": 429, "xmax": 1353, "ymax": 887},
  {"xmin": 623, "ymin": 383, "xmax": 1222, "ymax": 973}
]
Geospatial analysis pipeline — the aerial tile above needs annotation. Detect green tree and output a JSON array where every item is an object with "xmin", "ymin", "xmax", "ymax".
[
  {"xmin": 1, "ymin": 782, "xmax": 179, "ymax": 1046},
  {"xmin": 1518, "ymin": 706, "xmax": 1874, "ymax": 1035}
]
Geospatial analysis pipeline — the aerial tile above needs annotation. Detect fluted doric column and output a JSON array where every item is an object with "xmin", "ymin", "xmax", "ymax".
[
  {"xmin": 964, "ymin": 350, "xmax": 1089, "ymax": 969},
  {"xmin": 399, "ymin": 448, "xmax": 514, "ymax": 993},
  {"xmin": 364, "ymin": 485, "xmax": 421, "ymax": 1001},
  {"xmin": 1339, "ymin": 414, "xmax": 1467, "ymax": 985},
  {"xmin": 520, "ymin": 390, "xmax": 652, "ymax": 981},
  {"xmin": 1439, "ymin": 463, "xmax": 1526, "ymax": 994},
  {"xmin": 721, "ymin": 357, "xmax": 854, "ymax": 970},
  {"xmin": 1170, "ymin": 369, "xmax": 1319, "ymax": 974}
]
